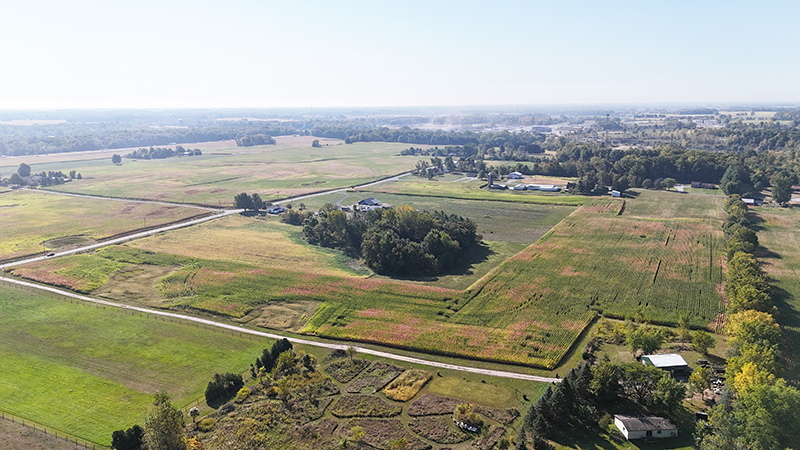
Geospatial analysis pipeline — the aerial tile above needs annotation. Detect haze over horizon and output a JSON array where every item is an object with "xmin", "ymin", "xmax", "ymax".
[{"xmin": 3, "ymin": 0, "xmax": 798, "ymax": 110}]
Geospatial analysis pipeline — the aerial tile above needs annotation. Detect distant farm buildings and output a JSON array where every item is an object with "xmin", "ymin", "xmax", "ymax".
[
  {"xmin": 691, "ymin": 182, "xmax": 717, "ymax": 189},
  {"xmin": 507, "ymin": 171, "xmax": 524, "ymax": 179},
  {"xmin": 267, "ymin": 205, "xmax": 286, "ymax": 214},
  {"xmin": 614, "ymin": 415, "xmax": 678, "ymax": 440},
  {"xmin": 527, "ymin": 184, "xmax": 560, "ymax": 192},
  {"xmin": 611, "ymin": 190, "xmax": 621, "ymax": 197},
  {"xmin": 742, "ymin": 198, "xmax": 763, "ymax": 206}
]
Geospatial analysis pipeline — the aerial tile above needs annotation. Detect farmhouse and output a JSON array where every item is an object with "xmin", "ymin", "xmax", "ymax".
[
  {"xmin": 614, "ymin": 415, "xmax": 678, "ymax": 440},
  {"xmin": 507, "ymin": 171, "xmax": 524, "ymax": 179},
  {"xmin": 611, "ymin": 190, "xmax": 621, "ymax": 197},
  {"xmin": 267, "ymin": 205, "xmax": 286, "ymax": 214},
  {"xmin": 641, "ymin": 354, "xmax": 689, "ymax": 376},
  {"xmin": 358, "ymin": 197, "xmax": 381, "ymax": 207},
  {"xmin": 512, "ymin": 184, "xmax": 527, "ymax": 190}
]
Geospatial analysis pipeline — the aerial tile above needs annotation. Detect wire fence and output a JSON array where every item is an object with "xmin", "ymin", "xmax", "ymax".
[{"xmin": 0, "ymin": 409, "xmax": 100, "ymax": 449}]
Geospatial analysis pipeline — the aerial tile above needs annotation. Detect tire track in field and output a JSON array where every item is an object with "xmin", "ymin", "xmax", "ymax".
[{"xmin": 0, "ymin": 277, "xmax": 560, "ymax": 383}]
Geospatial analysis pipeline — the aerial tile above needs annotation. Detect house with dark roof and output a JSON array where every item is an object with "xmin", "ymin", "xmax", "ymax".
[
  {"xmin": 357, "ymin": 197, "xmax": 381, "ymax": 207},
  {"xmin": 614, "ymin": 415, "xmax": 677, "ymax": 440}
]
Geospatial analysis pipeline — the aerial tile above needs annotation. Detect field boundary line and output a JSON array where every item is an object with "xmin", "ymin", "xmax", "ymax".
[{"xmin": 0, "ymin": 276, "xmax": 560, "ymax": 383}]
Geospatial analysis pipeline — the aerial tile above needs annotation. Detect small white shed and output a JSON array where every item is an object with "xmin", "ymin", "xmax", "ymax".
[
  {"xmin": 614, "ymin": 415, "xmax": 677, "ymax": 440},
  {"xmin": 611, "ymin": 190, "xmax": 621, "ymax": 197}
]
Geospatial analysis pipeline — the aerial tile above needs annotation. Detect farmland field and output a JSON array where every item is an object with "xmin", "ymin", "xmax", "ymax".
[
  {"xmin": 751, "ymin": 206, "xmax": 800, "ymax": 382},
  {"xmin": 10, "ymin": 191, "xmax": 726, "ymax": 369},
  {"xmin": 25, "ymin": 136, "xmax": 428, "ymax": 205},
  {"xmin": 0, "ymin": 283, "xmax": 263, "ymax": 446},
  {"xmin": 0, "ymin": 189, "xmax": 206, "ymax": 261},
  {"xmin": 363, "ymin": 174, "xmax": 586, "ymax": 206}
]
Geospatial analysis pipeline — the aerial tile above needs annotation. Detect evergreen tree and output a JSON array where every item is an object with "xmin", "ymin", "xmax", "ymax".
[
  {"xmin": 514, "ymin": 427, "xmax": 527, "ymax": 450},
  {"xmin": 143, "ymin": 391, "xmax": 186, "ymax": 450}
]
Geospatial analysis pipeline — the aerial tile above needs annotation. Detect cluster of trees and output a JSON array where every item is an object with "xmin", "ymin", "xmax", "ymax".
[
  {"xmin": 3, "ymin": 163, "xmax": 80, "ymax": 186},
  {"xmin": 250, "ymin": 338, "xmax": 293, "ymax": 377},
  {"xmin": 235, "ymin": 134, "xmax": 275, "ymax": 146},
  {"xmin": 125, "ymin": 145, "xmax": 201, "ymax": 160},
  {"xmin": 204, "ymin": 373, "xmax": 244, "ymax": 403},
  {"xmin": 302, "ymin": 204, "xmax": 481, "ymax": 275},
  {"xmin": 695, "ymin": 195, "xmax": 800, "ymax": 449},
  {"xmin": 233, "ymin": 192, "xmax": 265, "ymax": 211},
  {"xmin": 280, "ymin": 207, "xmax": 311, "ymax": 225},
  {"xmin": 592, "ymin": 319, "xmax": 716, "ymax": 357},
  {"xmin": 110, "ymin": 425, "xmax": 144, "ymax": 450},
  {"xmin": 518, "ymin": 360, "xmax": 684, "ymax": 448}
]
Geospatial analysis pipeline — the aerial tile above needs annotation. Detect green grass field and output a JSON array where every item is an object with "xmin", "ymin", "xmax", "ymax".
[
  {"xmin": 0, "ymin": 189, "xmax": 204, "ymax": 261},
  {"xmin": 751, "ymin": 206, "xmax": 800, "ymax": 382},
  {"xmin": 0, "ymin": 283, "xmax": 264, "ymax": 446},
  {"xmin": 364, "ymin": 174, "xmax": 586, "ymax": 206},
  {"xmin": 30, "ymin": 137, "xmax": 427, "ymax": 205}
]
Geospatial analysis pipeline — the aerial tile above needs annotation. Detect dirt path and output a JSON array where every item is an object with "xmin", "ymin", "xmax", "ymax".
[{"xmin": 0, "ymin": 276, "xmax": 559, "ymax": 383}]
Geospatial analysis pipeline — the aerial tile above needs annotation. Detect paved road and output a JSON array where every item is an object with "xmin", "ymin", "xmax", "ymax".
[{"xmin": 0, "ymin": 276, "xmax": 559, "ymax": 383}]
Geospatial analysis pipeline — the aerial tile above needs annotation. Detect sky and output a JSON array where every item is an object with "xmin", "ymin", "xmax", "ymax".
[{"xmin": 1, "ymin": 0, "xmax": 799, "ymax": 109}]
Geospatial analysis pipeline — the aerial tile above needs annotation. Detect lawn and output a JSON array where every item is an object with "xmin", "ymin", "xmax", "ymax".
[
  {"xmin": 0, "ymin": 189, "xmax": 206, "ymax": 261},
  {"xmin": 363, "ymin": 174, "xmax": 587, "ymax": 206},
  {"xmin": 36, "ymin": 136, "xmax": 428, "ymax": 205},
  {"xmin": 751, "ymin": 206, "xmax": 800, "ymax": 382},
  {"xmin": 0, "ymin": 283, "xmax": 264, "ymax": 446}
]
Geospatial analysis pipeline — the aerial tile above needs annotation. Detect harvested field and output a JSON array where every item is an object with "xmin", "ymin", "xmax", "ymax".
[
  {"xmin": 408, "ymin": 416, "xmax": 473, "ymax": 444},
  {"xmin": 345, "ymin": 362, "xmax": 404, "ymax": 394},
  {"xmin": 323, "ymin": 358, "xmax": 372, "ymax": 384},
  {"xmin": 41, "ymin": 137, "xmax": 428, "ymax": 205},
  {"xmin": 329, "ymin": 395, "xmax": 402, "ymax": 418},
  {"xmin": 0, "ymin": 189, "xmax": 202, "ymax": 261},
  {"xmin": 383, "ymin": 369, "xmax": 433, "ymax": 402},
  {"xmin": 348, "ymin": 418, "xmax": 431, "ymax": 450},
  {"xmin": 408, "ymin": 394, "xmax": 460, "ymax": 416}
]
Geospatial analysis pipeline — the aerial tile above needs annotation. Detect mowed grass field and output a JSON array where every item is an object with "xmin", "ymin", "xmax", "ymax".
[
  {"xmin": 29, "ymin": 136, "xmax": 428, "ymax": 205},
  {"xmin": 751, "ymin": 206, "xmax": 800, "ymax": 382},
  {"xmin": 0, "ymin": 189, "xmax": 204, "ymax": 261},
  {"xmin": 364, "ymin": 174, "xmax": 586, "ymax": 206},
  {"xmin": 0, "ymin": 284, "xmax": 264, "ymax": 446}
]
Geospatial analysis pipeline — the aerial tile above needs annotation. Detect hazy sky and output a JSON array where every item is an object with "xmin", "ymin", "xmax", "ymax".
[{"xmin": 2, "ymin": 0, "xmax": 798, "ymax": 109}]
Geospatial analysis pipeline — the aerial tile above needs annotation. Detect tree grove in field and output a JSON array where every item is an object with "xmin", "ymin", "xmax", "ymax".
[{"xmin": 303, "ymin": 204, "xmax": 481, "ymax": 275}]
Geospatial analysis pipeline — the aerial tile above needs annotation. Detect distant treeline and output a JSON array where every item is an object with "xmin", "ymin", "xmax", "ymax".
[
  {"xmin": 125, "ymin": 145, "xmax": 202, "ymax": 160},
  {"xmin": 0, "ymin": 123, "xmax": 295, "ymax": 156}
]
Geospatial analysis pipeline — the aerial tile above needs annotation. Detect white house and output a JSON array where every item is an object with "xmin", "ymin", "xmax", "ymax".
[
  {"xmin": 267, "ymin": 205, "xmax": 286, "ymax": 214},
  {"xmin": 507, "ymin": 171, "xmax": 524, "ymax": 179},
  {"xmin": 611, "ymin": 190, "xmax": 621, "ymax": 197},
  {"xmin": 614, "ymin": 415, "xmax": 677, "ymax": 440}
]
